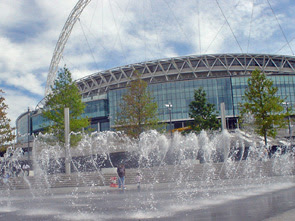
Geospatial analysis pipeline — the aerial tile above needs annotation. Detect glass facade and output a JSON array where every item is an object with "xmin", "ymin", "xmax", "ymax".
[
  {"xmin": 109, "ymin": 74, "xmax": 295, "ymax": 128},
  {"xmin": 32, "ymin": 114, "xmax": 51, "ymax": 132},
  {"xmin": 82, "ymin": 99, "xmax": 109, "ymax": 119},
  {"xmin": 108, "ymin": 77, "xmax": 234, "ymax": 126},
  {"xmin": 231, "ymin": 76, "xmax": 249, "ymax": 116},
  {"xmin": 271, "ymin": 75, "xmax": 295, "ymax": 107},
  {"xmin": 72, "ymin": 54, "xmax": 295, "ymax": 132},
  {"xmin": 26, "ymin": 99, "xmax": 110, "ymax": 140},
  {"xmin": 17, "ymin": 114, "xmax": 29, "ymax": 135},
  {"xmin": 231, "ymin": 74, "xmax": 295, "ymax": 116},
  {"xmin": 16, "ymin": 73, "xmax": 295, "ymax": 143},
  {"xmin": 16, "ymin": 113, "xmax": 30, "ymax": 143}
]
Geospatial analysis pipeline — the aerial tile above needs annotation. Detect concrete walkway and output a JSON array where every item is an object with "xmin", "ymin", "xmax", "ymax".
[
  {"xmin": 1, "ymin": 177, "xmax": 295, "ymax": 221},
  {"xmin": 264, "ymin": 209, "xmax": 295, "ymax": 221}
]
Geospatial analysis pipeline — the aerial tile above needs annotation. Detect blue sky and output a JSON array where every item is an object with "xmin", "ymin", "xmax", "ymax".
[{"xmin": 0, "ymin": 0, "xmax": 295, "ymax": 126}]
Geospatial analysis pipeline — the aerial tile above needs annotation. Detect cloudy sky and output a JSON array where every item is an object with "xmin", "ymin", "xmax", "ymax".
[{"xmin": 1, "ymin": 0, "xmax": 295, "ymax": 126}]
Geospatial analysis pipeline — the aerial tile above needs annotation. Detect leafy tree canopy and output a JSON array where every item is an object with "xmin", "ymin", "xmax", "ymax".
[
  {"xmin": 115, "ymin": 72, "xmax": 159, "ymax": 138},
  {"xmin": 42, "ymin": 67, "xmax": 89, "ymax": 144},
  {"xmin": 189, "ymin": 88, "xmax": 220, "ymax": 133},
  {"xmin": 0, "ymin": 89, "xmax": 15, "ymax": 154},
  {"xmin": 239, "ymin": 68, "xmax": 286, "ymax": 145}
]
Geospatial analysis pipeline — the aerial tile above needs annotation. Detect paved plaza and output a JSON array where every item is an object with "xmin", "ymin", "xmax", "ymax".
[{"xmin": 1, "ymin": 177, "xmax": 295, "ymax": 220}]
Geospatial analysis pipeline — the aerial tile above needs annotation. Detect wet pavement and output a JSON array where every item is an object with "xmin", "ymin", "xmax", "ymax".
[
  {"xmin": 1, "ymin": 177, "xmax": 295, "ymax": 220},
  {"xmin": 153, "ymin": 186, "xmax": 295, "ymax": 221}
]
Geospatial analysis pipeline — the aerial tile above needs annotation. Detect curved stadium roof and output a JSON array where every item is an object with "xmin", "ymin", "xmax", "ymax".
[{"xmin": 76, "ymin": 53, "xmax": 295, "ymax": 98}]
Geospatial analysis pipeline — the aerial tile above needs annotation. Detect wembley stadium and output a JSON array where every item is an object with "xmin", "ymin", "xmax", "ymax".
[{"xmin": 16, "ymin": 53, "xmax": 295, "ymax": 146}]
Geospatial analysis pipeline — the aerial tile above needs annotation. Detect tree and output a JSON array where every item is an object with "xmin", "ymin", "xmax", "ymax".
[
  {"xmin": 0, "ymin": 89, "xmax": 15, "ymax": 154},
  {"xmin": 239, "ymin": 68, "xmax": 286, "ymax": 146},
  {"xmin": 189, "ymin": 88, "xmax": 220, "ymax": 133},
  {"xmin": 115, "ymin": 72, "xmax": 159, "ymax": 138},
  {"xmin": 42, "ymin": 67, "xmax": 89, "ymax": 144}
]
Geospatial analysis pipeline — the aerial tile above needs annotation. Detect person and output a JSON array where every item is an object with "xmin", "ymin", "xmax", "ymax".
[
  {"xmin": 135, "ymin": 172, "xmax": 142, "ymax": 190},
  {"xmin": 3, "ymin": 172, "xmax": 10, "ymax": 184},
  {"xmin": 117, "ymin": 164, "xmax": 125, "ymax": 190},
  {"xmin": 22, "ymin": 164, "xmax": 30, "ymax": 176}
]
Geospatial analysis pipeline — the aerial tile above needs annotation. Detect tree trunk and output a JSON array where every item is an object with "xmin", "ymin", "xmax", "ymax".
[{"xmin": 264, "ymin": 131, "xmax": 268, "ymax": 147}]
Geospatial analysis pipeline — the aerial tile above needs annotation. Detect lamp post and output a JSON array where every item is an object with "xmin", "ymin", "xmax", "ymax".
[
  {"xmin": 64, "ymin": 107, "xmax": 71, "ymax": 174},
  {"xmin": 27, "ymin": 107, "xmax": 30, "ymax": 161},
  {"xmin": 283, "ymin": 102, "xmax": 292, "ymax": 145},
  {"xmin": 165, "ymin": 102, "xmax": 173, "ymax": 137}
]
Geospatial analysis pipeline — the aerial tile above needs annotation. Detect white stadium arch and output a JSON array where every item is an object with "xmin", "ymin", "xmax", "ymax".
[{"xmin": 45, "ymin": 0, "xmax": 92, "ymax": 96}]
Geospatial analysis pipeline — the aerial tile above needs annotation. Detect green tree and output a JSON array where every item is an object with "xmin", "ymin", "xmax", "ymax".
[
  {"xmin": 42, "ymin": 67, "xmax": 89, "ymax": 144},
  {"xmin": 0, "ymin": 89, "xmax": 15, "ymax": 154},
  {"xmin": 189, "ymin": 88, "xmax": 220, "ymax": 133},
  {"xmin": 115, "ymin": 72, "xmax": 159, "ymax": 138},
  {"xmin": 239, "ymin": 68, "xmax": 286, "ymax": 146}
]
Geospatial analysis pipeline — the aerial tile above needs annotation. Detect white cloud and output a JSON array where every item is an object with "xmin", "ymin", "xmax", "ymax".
[
  {"xmin": 0, "ymin": 2, "xmax": 27, "ymax": 30},
  {"xmin": 5, "ymin": 73, "xmax": 45, "ymax": 96},
  {"xmin": 0, "ymin": 0, "xmax": 295, "ymax": 126},
  {"xmin": 2, "ymin": 88, "xmax": 41, "ymax": 125}
]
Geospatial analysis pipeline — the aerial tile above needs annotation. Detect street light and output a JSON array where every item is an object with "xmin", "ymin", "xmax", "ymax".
[
  {"xmin": 165, "ymin": 102, "xmax": 173, "ymax": 137},
  {"xmin": 283, "ymin": 102, "xmax": 292, "ymax": 145},
  {"xmin": 27, "ymin": 107, "xmax": 31, "ymax": 161}
]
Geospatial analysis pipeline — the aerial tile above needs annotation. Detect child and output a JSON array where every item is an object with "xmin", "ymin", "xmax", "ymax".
[{"xmin": 136, "ymin": 172, "xmax": 142, "ymax": 190}]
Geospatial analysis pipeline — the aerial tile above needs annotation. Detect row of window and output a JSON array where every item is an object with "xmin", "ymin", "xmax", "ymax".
[
  {"xmin": 108, "ymin": 78, "xmax": 235, "ymax": 125},
  {"xmin": 17, "ymin": 74, "xmax": 295, "ymax": 138},
  {"xmin": 109, "ymin": 75, "xmax": 295, "ymax": 125},
  {"xmin": 81, "ymin": 99, "xmax": 108, "ymax": 119}
]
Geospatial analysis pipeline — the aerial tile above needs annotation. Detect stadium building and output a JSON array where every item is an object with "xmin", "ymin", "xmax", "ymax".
[{"xmin": 16, "ymin": 53, "xmax": 295, "ymax": 148}]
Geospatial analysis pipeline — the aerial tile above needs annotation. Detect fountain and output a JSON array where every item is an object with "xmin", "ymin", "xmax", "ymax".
[{"xmin": 0, "ymin": 129, "xmax": 294, "ymax": 220}]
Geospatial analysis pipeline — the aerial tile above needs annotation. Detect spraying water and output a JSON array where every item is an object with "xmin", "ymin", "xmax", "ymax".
[{"xmin": 0, "ymin": 129, "xmax": 294, "ymax": 220}]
